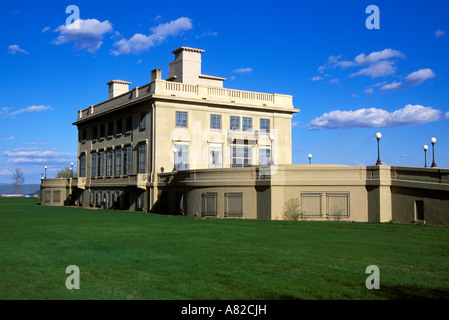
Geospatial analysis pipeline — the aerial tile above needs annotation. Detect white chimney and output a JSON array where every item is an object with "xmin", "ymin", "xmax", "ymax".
[
  {"xmin": 107, "ymin": 80, "xmax": 131, "ymax": 99},
  {"xmin": 168, "ymin": 47, "xmax": 204, "ymax": 84}
]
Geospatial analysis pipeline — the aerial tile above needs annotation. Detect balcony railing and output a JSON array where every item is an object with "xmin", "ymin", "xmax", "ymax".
[
  {"xmin": 76, "ymin": 79, "xmax": 294, "ymax": 121},
  {"xmin": 227, "ymin": 129, "xmax": 259, "ymax": 143}
]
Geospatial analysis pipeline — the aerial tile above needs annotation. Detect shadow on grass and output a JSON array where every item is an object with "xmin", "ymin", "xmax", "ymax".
[
  {"xmin": 263, "ymin": 286, "xmax": 449, "ymax": 300},
  {"xmin": 380, "ymin": 285, "xmax": 449, "ymax": 300},
  {"xmin": 263, "ymin": 293, "xmax": 303, "ymax": 300}
]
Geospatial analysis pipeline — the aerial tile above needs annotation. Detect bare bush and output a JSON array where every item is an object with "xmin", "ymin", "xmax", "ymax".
[{"xmin": 282, "ymin": 197, "xmax": 302, "ymax": 221}]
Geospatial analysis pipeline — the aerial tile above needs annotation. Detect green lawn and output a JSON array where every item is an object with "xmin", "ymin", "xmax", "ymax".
[{"xmin": 1, "ymin": 197, "xmax": 449, "ymax": 300}]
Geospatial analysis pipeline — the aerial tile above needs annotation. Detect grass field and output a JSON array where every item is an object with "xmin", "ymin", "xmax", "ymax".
[{"xmin": 1, "ymin": 197, "xmax": 449, "ymax": 300}]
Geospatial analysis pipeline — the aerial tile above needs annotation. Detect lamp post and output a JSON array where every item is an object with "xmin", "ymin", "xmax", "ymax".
[
  {"xmin": 70, "ymin": 162, "xmax": 74, "ymax": 178},
  {"xmin": 423, "ymin": 145, "xmax": 428, "ymax": 168},
  {"xmin": 269, "ymin": 134, "xmax": 275, "ymax": 165},
  {"xmin": 308, "ymin": 154, "xmax": 312, "ymax": 164},
  {"xmin": 430, "ymin": 137, "xmax": 437, "ymax": 168},
  {"xmin": 44, "ymin": 166, "xmax": 47, "ymax": 179},
  {"xmin": 172, "ymin": 147, "xmax": 177, "ymax": 172},
  {"xmin": 375, "ymin": 132, "xmax": 382, "ymax": 166}
]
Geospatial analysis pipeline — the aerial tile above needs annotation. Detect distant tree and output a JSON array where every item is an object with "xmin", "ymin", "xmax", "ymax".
[
  {"xmin": 12, "ymin": 168, "xmax": 25, "ymax": 196},
  {"xmin": 55, "ymin": 166, "xmax": 77, "ymax": 178}
]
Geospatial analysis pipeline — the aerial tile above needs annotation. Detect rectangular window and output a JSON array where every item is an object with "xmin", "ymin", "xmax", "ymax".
[
  {"xmin": 45, "ymin": 190, "xmax": 51, "ymax": 203},
  {"xmin": 260, "ymin": 118, "xmax": 270, "ymax": 133},
  {"xmin": 327, "ymin": 192, "xmax": 350, "ymax": 218},
  {"xmin": 117, "ymin": 119, "xmax": 123, "ymax": 135},
  {"xmin": 98, "ymin": 151, "xmax": 105, "ymax": 176},
  {"xmin": 79, "ymin": 153, "xmax": 86, "ymax": 177},
  {"xmin": 231, "ymin": 146, "xmax": 252, "ymax": 168},
  {"xmin": 225, "ymin": 192, "xmax": 243, "ymax": 217},
  {"xmin": 114, "ymin": 148, "xmax": 122, "ymax": 175},
  {"xmin": 259, "ymin": 148, "xmax": 271, "ymax": 165},
  {"xmin": 176, "ymin": 111, "xmax": 188, "ymax": 128},
  {"xmin": 242, "ymin": 117, "xmax": 252, "ymax": 131},
  {"xmin": 124, "ymin": 146, "xmax": 133, "ymax": 175},
  {"xmin": 126, "ymin": 117, "xmax": 132, "ymax": 132},
  {"xmin": 209, "ymin": 146, "xmax": 222, "ymax": 168},
  {"xmin": 104, "ymin": 191, "xmax": 110, "ymax": 210},
  {"xmin": 113, "ymin": 191, "xmax": 119, "ymax": 205},
  {"xmin": 79, "ymin": 191, "xmax": 84, "ymax": 206},
  {"xmin": 53, "ymin": 190, "xmax": 61, "ymax": 203},
  {"xmin": 92, "ymin": 126, "xmax": 98, "ymax": 140},
  {"xmin": 139, "ymin": 112, "xmax": 146, "ymax": 131},
  {"xmin": 91, "ymin": 153, "xmax": 97, "ymax": 177},
  {"xmin": 100, "ymin": 124, "xmax": 106, "ymax": 138},
  {"xmin": 81, "ymin": 129, "xmax": 87, "ymax": 143},
  {"xmin": 230, "ymin": 116, "xmax": 240, "ymax": 131},
  {"xmin": 202, "ymin": 192, "xmax": 218, "ymax": 217},
  {"xmin": 96, "ymin": 191, "xmax": 102, "ymax": 207},
  {"xmin": 106, "ymin": 150, "xmax": 113, "ymax": 176},
  {"xmin": 90, "ymin": 191, "xmax": 94, "ymax": 206},
  {"xmin": 108, "ymin": 122, "xmax": 114, "ymax": 137},
  {"xmin": 301, "ymin": 193, "xmax": 323, "ymax": 218},
  {"xmin": 136, "ymin": 192, "xmax": 144, "ymax": 211},
  {"xmin": 210, "ymin": 114, "xmax": 222, "ymax": 130},
  {"xmin": 138, "ymin": 144, "xmax": 146, "ymax": 173},
  {"xmin": 415, "ymin": 200, "xmax": 424, "ymax": 221},
  {"xmin": 174, "ymin": 144, "xmax": 189, "ymax": 171}
]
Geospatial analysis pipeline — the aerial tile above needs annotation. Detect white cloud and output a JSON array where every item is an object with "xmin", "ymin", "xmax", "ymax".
[
  {"xmin": 319, "ymin": 49, "xmax": 405, "ymax": 79},
  {"xmin": 5, "ymin": 136, "xmax": 15, "ymax": 141},
  {"xmin": 8, "ymin": 44, "xmax": 28, "ymax": 54},
  {"xmin": 0, "ymin": 169, "xmax": 13, "ymax": 175},
  {"xmin": 292, "ymin": 121, "xmax": 299, "ymax": 127},
  {"xmin": 308, "ymin": 104, "xmax": 449, "ymax": 130},
  {"xmin": 321, "ymin": 49, "xmax": 404, "ymax": 71},
  {"xmin": 353, "ymin": 49, "xmax": 405, "ymax": 65},
  {"xmin": 111, "ymin": 17, "xmax": 193, "ymax": 55},
  {"xmin": 233, "ymin": 67, "xmax": 253, "ymax": 74},
  {"xmin": 364, "ymin": 88, "xmax": 374, "ymax": 95},
  {"xmin": 380, "ymin": 81, "xmax": 403, "ymax": 92},
  {"xmin": 196, "ymin": 31, "xmax": 218, "ymax": 39},
  {"xmin": 42, "ymin": 26, "xmax": 51, "ymax": 33},
  {"xmin": 379, "ymin": 68, "xmax": 435, "ymax": 93},
  {"xmin": 318, "ymin": 55, "xmax": 342, "ymax": 72},
  {"xmin": 404, "ymin": 68, "xmax": 435, "ymax": 87},
  {"xmin": 0, "ymin": 107, "xmax": 12, "ymax": 115},
  {"xmin": 312, "ymin": 75, "xmax": 322, "ymax": 81},
  {"xmin": 3, "ymin": 105, "xmax": 53, "ymax": 117},
  {"xmin": 2, "ymin": 150, "xmax": 76, "ymax": 164},
  {"xmin": 435, "ymin": 29, "xmax": 445, "ymax": 38},
  {"xmin": 349, "ymin": 60, "xmax": 397, "ymax": 78},
  {"xmin": 53, "ymin": 18, "xmax": 114, "ymax": 52}
]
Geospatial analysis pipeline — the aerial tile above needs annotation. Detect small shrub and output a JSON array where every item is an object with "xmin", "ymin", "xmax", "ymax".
[{"xmin": 282, "ymin": 197, "xmax": 302, "ymax": 221}]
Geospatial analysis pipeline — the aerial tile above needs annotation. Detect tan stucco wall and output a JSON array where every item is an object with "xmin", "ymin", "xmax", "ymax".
[
  {"xmin": 155, "ymin": 165, "xmax": 449, "ymax": 225},
  {"xmin": 153, "ymin": 100, "xmax": 294, "ymax": 174}
]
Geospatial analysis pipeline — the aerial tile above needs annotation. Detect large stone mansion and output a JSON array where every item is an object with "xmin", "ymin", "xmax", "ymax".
[{"xmin": 40, "ymin": 47, "xmax": 449, "ymax": 225}]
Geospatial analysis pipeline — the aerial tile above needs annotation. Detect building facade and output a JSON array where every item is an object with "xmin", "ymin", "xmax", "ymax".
[
  {"xmin": 40, "ymin": 47, "xmax": 449, "ymax": 226},
  {"xmin": 50, "ymin": 47, "xmax": 298, "ymax": 212}
]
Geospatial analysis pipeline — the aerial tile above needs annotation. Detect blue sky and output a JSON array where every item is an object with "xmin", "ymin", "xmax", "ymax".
[{"xmin": 1, "ymin": 0, "xmax": 448, "ymax": 184}]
